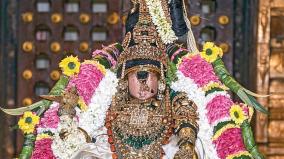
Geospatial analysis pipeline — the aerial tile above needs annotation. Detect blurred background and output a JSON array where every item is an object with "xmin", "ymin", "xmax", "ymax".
[{"xmin": 0, "ymin": 0, "xmax": 283, "ymax": 158}]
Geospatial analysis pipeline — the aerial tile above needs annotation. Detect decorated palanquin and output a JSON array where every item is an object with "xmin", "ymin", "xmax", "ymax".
[{"xmin": 1, "ymin": 0, "xmax": 268, "ymax": 159}]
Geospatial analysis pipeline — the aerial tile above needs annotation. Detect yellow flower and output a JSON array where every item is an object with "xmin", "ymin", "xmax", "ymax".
[
  {"xmin": 230, "ymin": 104, "xmax": 246, "ymax": 125},
  {"xmin": 202, "ymin": 82, "xmax": 229, "ymax": 92},
  {"xmin": 18, "ymin": 111, "xmax": 40, "ymax": 134},
  {"xmin": 36, "ymin": 133, "xmax": 51, "ymax": 140},
  {"xmin": 200, "ymin": 42, "xmax": 223, "ymax": 63},
  {"xmin": 78, "ymin": 97, "xmax": 88, "ymax": 112},
  {"xmin": 59, "ymin": 56, "xmax": 81, "ymax": 76}
]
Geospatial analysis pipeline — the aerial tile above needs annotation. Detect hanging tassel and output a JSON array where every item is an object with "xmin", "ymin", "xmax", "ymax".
[{"xmin": 182, "ymin": 0, "xmax": 199, "ymax": 53}]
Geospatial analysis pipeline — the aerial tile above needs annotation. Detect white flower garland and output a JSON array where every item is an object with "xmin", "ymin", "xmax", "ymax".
[
  {"xmin": 171, "ymin": 71, "xmax": 220, "ymax": 159},
  {"xmin": 78, "ymin": 70, "xmax": 118, "ymax": 137},
  {"xmin": 145, "ymin": 0, "xmax": 178, "ymax": 44},
  {"xmin": 52, "ymin": 116, "xmax": 88, "ymax": 159}
]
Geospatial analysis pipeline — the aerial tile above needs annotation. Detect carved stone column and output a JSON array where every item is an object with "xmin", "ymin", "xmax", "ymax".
[
  {"xmin": 256, "ymin": 0, "xmax": 284, "ymax": 158},
  {"xmin": 256, "ymin": 0, "xmax": 270, "ymax": 146}
]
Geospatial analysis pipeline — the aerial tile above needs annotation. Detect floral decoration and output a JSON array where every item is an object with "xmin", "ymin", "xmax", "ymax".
[
  {"xmin": 38, "ymin": 103, "xmax": 59, "ymax": 129},
  {"xmin": 203, "ymin": 81, "xmax": 229, "ymax": 94},
  {"xmin": 78, "ymin": 69, "xmax": 118, "ymax": 137},
  {"xmin": 145, "ymin": 0, "xmax": 178, "ymax": 44},
  {"xmin": 230, "ymin": 104, "xmax": 246, "ymax": 125},
  {"xmin": 213, "ymin": 128, "xmax": 247, "ymax": 159},
  {"xmin": 52, "ymin": 117, "xmax": 87, "ymax": 159},
  {"xmin": 36, "ymin": 133, "xmax": 52, "ymax": 140},
  {"xmin": 70, "ymin": 61, "xmax": 105, "ymax": 104},
  {"xmin": 59, "ymin": 55, "xmax": 81, "ymax": 77},
  {"xmin": 200, "ymin": 42, "xmax": 223, "ymax": 63},
  {"xmin": 18, "ymin": 111, "xmax": 40, "ymax": 134},
  {"xmin": 172, "ymin": 53, "xmax": 254, "ymax": 159},
  {"xmin": 78, "ymin": 97, "xmax": 88, "ymax": 112},
  {"xmin": 31, "ymin": 138, "xmax": 56, "ymax": 159},
  {"xmin": 171, "ymin": 71, "xmax": 220, "ymax": 159},
  {"xmin": 226, "ymin": 151, "xmax": 252, "ymax": 159},
  {"xmin": 179, "ymin": 55, "xmax": 219, "ymax": 87}
]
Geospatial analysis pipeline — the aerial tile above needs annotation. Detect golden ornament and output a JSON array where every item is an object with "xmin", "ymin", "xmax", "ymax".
[
  {"xmin": 51, "ymin": 13, "xmax": 63, "ymax": 23},
  {"xmin": 22, "ymin": 12, "xmax": 33, "ymax": 23},
  {"xmin": 219, "ymin": 43, "xmax": 230, "ymax": 53},
  {"xmin": 50, "ymin": 70, "xmax": 61, "ymax": 81},
  {"xmin": 22, "ymin": 98, "xmax": 33, "ymax": 106},
  {"xmin": 107, "ymin": 12, "xmax": 120, "ymax": 25},
  {"xmin": 22, "ymin": 42, "xmax": 34, "ymax": 53},
  {"xmin": 22, "ymin": 69, "xmax": 33, "ymax": 80},
  {"xmin": 218, "ymin": 15, "xmax": 230, "ymax": 25},
  {"xmin": 50, "ymin": 42, "xmax": 61, "ymax": 53},
  {"xmin": 79, "ymin": 13, "xmax": 90, "ymax": 24},
  {"xmin": 79, "ymin": 42, "xmax": 89, "ymax": 53},
  {"xmin": 190, "ymin": 15, "xmax": 201, "ymax": 26}
]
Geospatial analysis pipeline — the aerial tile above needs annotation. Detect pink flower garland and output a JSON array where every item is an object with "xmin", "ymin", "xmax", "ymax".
[
  {"xmin": 71, "ymin": 64, "xmax": 104, "ymax": 104},
  {"xmin": 31, "ymin": 138, "xmax": 56, "ymax": 159},
  {"xmin": 206, "ymin": 95, "xmax": 233, "ymax": 124},
  {"xmin": 213, "ymin": 128, "xmax": 246, "ymax": 159},
  {"xmin": 178, "ymin": 54, "xmax": 252, "ymax": 158},
  {"xmin": 179, "ymin": 55, "xmax": 219, "ymax": 87},
  {"xmin": 38, "ymin": 103, "xmax": 59, "ymax": 129}
]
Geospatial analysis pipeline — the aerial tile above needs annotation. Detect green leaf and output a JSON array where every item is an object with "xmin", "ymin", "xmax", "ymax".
[
  {"xmin": 237, "ymin": 89, "xmax": 269, "ymax": 114},
  {"xmin": 241, "ymin": 120, "xmax": 264, "ymax": 159},
  {"xmin": 0, "ymin": 100, "xmax": 46, "ymax": 116},
  {"xmin": 166, "ymin": 60, "xmax": 178, "ymax": 85},
  {"xmin": 247, "ymin": 94, "xmax": 269, "ymax": 114}
]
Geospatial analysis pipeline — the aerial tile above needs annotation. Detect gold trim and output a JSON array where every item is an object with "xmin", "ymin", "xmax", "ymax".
[{"xmin": 124, "ymin": 64, "xmax": 161, "ymax": 76}]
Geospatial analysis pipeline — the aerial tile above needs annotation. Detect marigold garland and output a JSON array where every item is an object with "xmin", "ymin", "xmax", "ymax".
[
  {"xmin": 59, "ymin": 56, "xmax": 81, "ymax": 76},
  {"xmin": 18, "ymin": 111, "xmax": 40, "ymax": 134}
]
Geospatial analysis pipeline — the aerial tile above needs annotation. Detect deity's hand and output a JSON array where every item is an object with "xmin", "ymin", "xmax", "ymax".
[{"xmin": 174, "ymin": 143, "xmax": 195, "ymax": 159}]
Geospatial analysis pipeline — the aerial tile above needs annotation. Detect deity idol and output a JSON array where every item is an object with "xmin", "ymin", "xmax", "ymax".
[{"xmin": 1, "ymin": 0, "xmax": 268, "ymax": 159}]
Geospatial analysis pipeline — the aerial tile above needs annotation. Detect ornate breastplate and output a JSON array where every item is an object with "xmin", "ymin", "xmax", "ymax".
[{"xmin": 106, "ymin": 89, "xmax": 173, "ymax": 159}]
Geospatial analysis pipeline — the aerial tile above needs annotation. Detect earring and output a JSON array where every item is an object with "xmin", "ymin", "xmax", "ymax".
[{"xmin": 157, "ymin": 80, "xmax": 166, "ymax": 100}]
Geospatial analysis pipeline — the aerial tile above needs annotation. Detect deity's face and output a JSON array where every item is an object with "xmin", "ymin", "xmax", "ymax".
[{"xmin": 127, "ymin": 71, "xmax": 159, "ymax": 100}]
